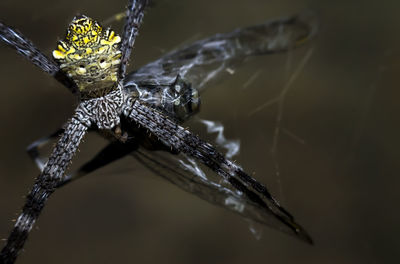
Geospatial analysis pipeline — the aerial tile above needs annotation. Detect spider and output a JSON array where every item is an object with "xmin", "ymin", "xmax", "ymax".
[{"xmin": 0, "ymin": 0, "xmax": 316, "ymax": 262}]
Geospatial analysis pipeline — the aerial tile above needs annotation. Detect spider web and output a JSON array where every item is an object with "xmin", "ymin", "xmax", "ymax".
[
  {"xmin": 248, "ymin": 52, "xmax": 312, "ymax": 237},
  {"xmin": 248, "ymin": 48, "xmax": 313, "ymax": 204}
]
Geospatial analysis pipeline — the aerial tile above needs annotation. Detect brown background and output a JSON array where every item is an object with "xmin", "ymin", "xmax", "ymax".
[{"xmin": 0, "ymin": 0, "xmax": 399, "ymax": 263}]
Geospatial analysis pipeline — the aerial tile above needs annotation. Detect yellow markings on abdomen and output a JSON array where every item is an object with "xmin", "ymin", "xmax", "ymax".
[{"xmin": 52, "ymin": 15, "xmax": 122, "ymax": 99}]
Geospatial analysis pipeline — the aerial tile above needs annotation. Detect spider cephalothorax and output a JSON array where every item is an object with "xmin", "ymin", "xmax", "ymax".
[{"xmin": 53, "ymin": 15, "xmax": 122, "ymax": 99}]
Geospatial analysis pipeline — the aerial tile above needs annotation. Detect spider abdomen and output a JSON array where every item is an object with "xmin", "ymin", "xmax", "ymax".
[{"xmin": 53, "ymin": 15, "xmax": 122, "ymax": 99}]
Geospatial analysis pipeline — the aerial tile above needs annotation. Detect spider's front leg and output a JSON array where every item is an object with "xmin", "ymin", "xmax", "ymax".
[
  {"xmin": 0, "ymin": 114, "xmax": 89, "ymax": 264},
  {"xmin": 123, "ymin": 98, "xmax": 313, "ymax": 244},
  {"xmin": 26, "ymin": 74, "xmax": 198, "ymax": 188},
  {"xmin": 27, "ymin": 127, "xmax": 140, "ymax": 188}
]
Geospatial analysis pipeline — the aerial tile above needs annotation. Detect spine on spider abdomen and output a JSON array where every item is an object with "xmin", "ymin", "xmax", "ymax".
[
  {"xmin": 125, "ymin": 75, "xmax": 201, "ymax": 123},
  {"xmin": 52, "ymin": 15, "xmax": 122, "ymax": 99}
]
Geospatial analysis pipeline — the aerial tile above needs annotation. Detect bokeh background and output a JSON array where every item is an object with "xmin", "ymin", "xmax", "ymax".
[{"xmin": 0, "ymin": 0, "xmax": 399, "ymax": 263}]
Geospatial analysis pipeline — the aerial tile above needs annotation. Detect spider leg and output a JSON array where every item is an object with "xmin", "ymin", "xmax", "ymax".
[
  {"xmin": 26, "ymin": 128, "xmax": 139, "ymax": 188},
  {"xmin": 119, "ymin": 0, "xmax": 150, "ymax": 79},
  {"xmin": 57, "ymin": 140, "xmax": 139, "ymax": 188},
  {"xmin": 0, "ymin": 117, "xmax": 88, "ymax": 263},
  {"xmin": 123, "ymin": 99, "xmax": 312, "ymax": 244},
  {"xmin": 0, "ymin": 22, "xmax": 77, "ymax": 93}
]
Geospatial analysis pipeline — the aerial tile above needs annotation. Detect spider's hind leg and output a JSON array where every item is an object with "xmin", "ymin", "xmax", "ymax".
[
  {"xmin": 0, "ymin": 22, "xmax": 76, "ymax": 92},
  {"xmin": 119, "ymin": 0, "xmax": 151, "ymax": 78}
]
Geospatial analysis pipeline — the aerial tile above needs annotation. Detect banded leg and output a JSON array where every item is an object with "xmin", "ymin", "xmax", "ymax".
[
  {"xmin": 123, "ymin": 99, "xmax": 312, "ymax": 244},
  {"xmin": 26, "ymin": 124, "xmax": 312, "ymax": 242},
  {"xmin": 27, "ymin": 129, "xmax": 139, "ymax": 188},
  {"xmin": 0, "ymin": 22, "xmax": 76, "ymax": 93},
  {"xmin": 0, "ymin": 117, "xmax": 88, "ymax": 264},
  {"xmin": 119, "ymin": 0, "xmax": 150, "ymax": 78}
]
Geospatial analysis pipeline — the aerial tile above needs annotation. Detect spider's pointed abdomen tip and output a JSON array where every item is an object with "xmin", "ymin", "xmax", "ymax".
[
  {"xmin": 72, "ymin": 14, "xmax": 90, "ymax": 21},
  {"xmin": 64, "ymin": 16, "xmax": 103, "ymax": 48}
]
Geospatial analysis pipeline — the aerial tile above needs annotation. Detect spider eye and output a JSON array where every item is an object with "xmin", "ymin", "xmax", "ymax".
[
  {"xmin": 100, "ymin": 59, "xmax": 105, "ymax": 63},
  {"xmin": 87, "ymin": 79, "xmax": 93, "ymax": 83},
  {"xmin": 101, "ymin": 75, "xmax": 106, "ymax": 80},
  {"xmin": 79, "ymin": 64, "xmax": 85, "ymax": 69}
]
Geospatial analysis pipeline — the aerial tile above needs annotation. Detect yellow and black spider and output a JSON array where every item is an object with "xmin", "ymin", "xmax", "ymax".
[{"xmin": 0, "ymin": 1, "xmax": 316, "ymax": 263}]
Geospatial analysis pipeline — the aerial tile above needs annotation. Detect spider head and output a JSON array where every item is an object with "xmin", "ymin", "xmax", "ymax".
[{"xmin": 53, "ymin": 15, "xmax": 122, "ymax": 99}]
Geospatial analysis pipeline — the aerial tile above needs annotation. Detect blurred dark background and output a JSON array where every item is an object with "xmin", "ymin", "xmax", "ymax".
[{"xmin": 1, "ymin": 0, "xmax": 399, "ymax": 263}]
